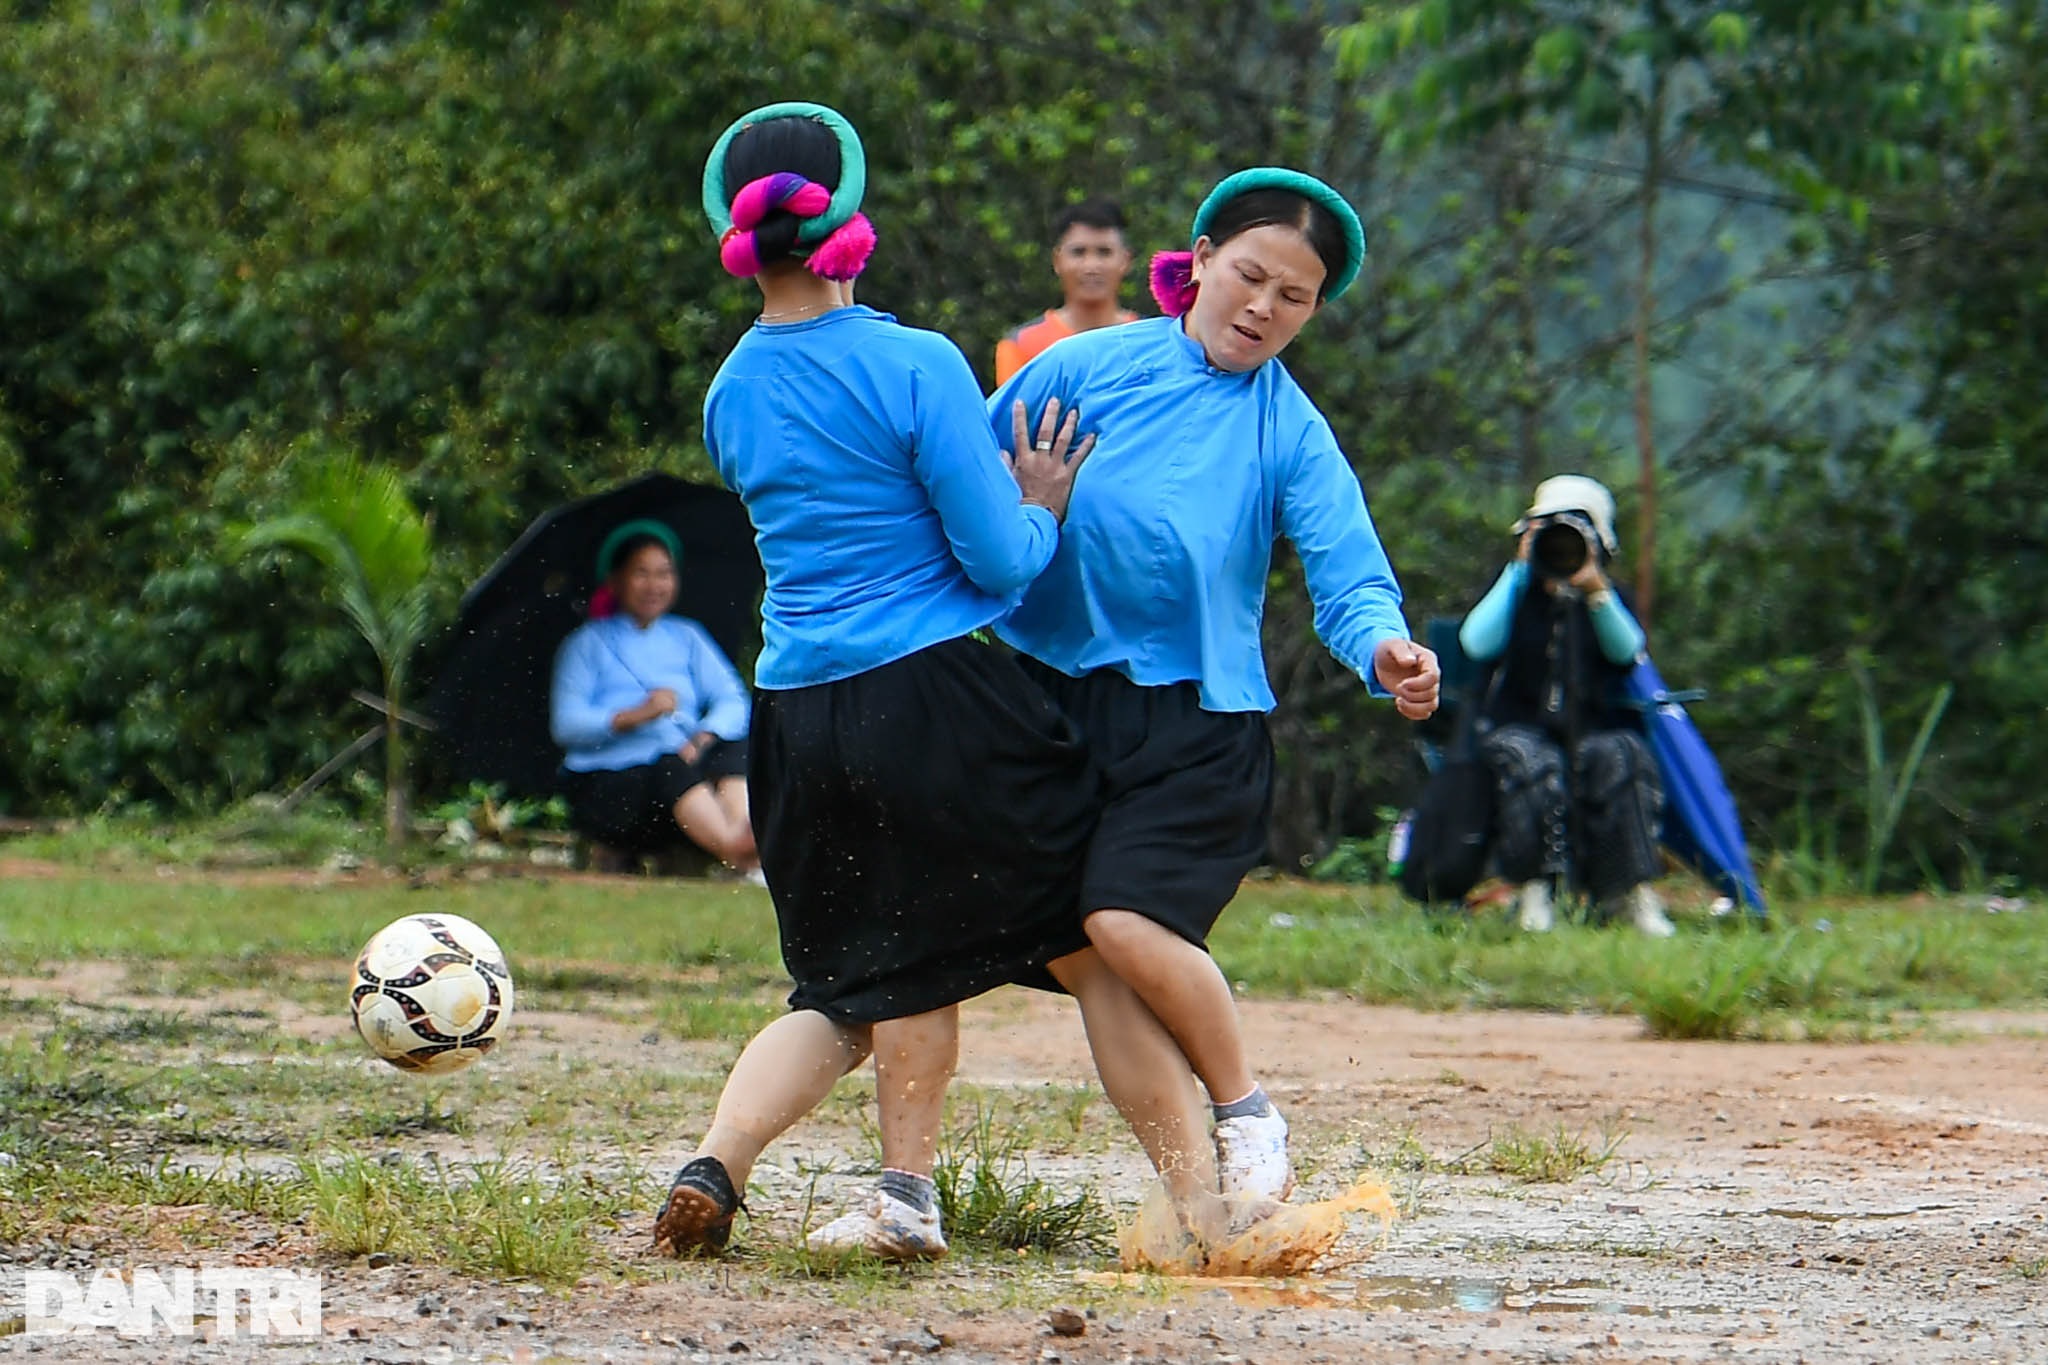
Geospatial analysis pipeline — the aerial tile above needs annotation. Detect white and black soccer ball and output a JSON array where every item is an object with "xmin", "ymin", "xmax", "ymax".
[{"xmin": 350, "ymin": 913, "xmax": 515, "ymax": 1075}]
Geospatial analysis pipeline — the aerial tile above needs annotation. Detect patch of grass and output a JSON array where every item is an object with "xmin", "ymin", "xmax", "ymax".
[
  {"xmin": 342, "ymin": 1095, "xmax": 475, "ymax": 1140},
  {"xmin": 71, "ymin": 1006, "xmax": 262, "ymax": 1047},
  {"xmin": 3, "ymin": 861, "xmax": 2044, "ymax": 1033},
  {"xmin": 648, "ymin": 982, "xmax": 785, "ymax": 1042},
  {"xmin": 933, "ymin": 1110, "xmax": 1113, "ymax": 1255},
  {"xmin": 0, "ymin": 1030, "xmax": 151, "ymax": 1157},
  {"xmin": 0, "ymin": 1152, "xmax": 306, "ymax": 1243},
  {"xmin": 7, "ymin": 804, "xmax": 371, "ymax": 871},
  {"xmin": 2011, "ymin": 1254, "xmax": 2048, "ymax": 1280},
  {"xmin": 0, "ymin": 868, "xmax": 782, "ymax": 981},
  {"xmin": 301, "ymin": 1151, "xmax": 637, "ymax": 1285},
  {"xmin": 1480, "ymin": 1123, "xmax": 1626, "ymax": 1184},
  {"xmin": 301, "ymin": 1152, "xmax": 423, "ymax": 1256},
  {"xmin": 938, "ymin": 1082, "xmax": 1111, "ymax": 1156},
  {"xmin": 1209, "ymin": 882, "xmax": 2048, "ymax": 1030}
]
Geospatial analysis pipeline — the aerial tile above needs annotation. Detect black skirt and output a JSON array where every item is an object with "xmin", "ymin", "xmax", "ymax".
[
  {"xmin": 560, "ymin": 741, "xmax": 749, "ymax": 853},
  {"xmin": 1022, "ymin": 661, "xmax": 1273, "ymax": 947},
  {"xmin": 748, "ymin": 635, "xmax": 1098, "ymax": 1023}
]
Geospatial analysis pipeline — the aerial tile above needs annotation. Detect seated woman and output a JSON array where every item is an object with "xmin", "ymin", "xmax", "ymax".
[
  {"xmin": 1458, "ymin": 475, "xmax": 1673, "ymax": 937},
  {"xmin": 549, "ymin": 520, "xmax": 760, "ymax": 878}
]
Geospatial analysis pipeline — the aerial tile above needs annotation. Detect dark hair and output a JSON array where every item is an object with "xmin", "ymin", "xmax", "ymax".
[
  {"xmin": 1052, "ymin": 197, "xmax": 1126, "ymax": 244},
  {"xmin": 722, "ymin": 116, "xmax": 843, "ymax": 269},
  {"xmin": 1202, "ymin": 189, "xmax": 1347, "ymax": 300},
  {"xmin": 605, "ymin": 532, "xmax": 674, "ymax": 579}
]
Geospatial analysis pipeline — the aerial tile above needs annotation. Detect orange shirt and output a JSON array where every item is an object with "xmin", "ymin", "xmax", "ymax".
[{"xmin": 994, "ymin": 309, "xmax": 1138, "ymax": 386}]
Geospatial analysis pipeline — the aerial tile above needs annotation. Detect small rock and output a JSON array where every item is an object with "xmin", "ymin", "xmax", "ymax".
[
  {"xmin": 881, "ymin": 1330, "xmax": 943, "ymax": 1354},
  {"xmin": 1047, "ymin": 1308, "xmax": 1087, "ymax": 1338},
  {"xmin": 494, "ymin": 1311, "xmax": 534, "ymax": 1329},
  {"xmin": 1923, "ymin": 1326, "xmax": 1942, "ymax": 1338},
  {"xmin": 365, "ymin": 1252, "xmax": 395, "ymax": 1269},
  {"xmin": 727, "ymin": 1342, "xmax": 751, "ymax": 1354}
]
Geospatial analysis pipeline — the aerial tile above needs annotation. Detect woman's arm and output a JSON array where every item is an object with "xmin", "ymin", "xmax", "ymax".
[
  {"xmin": 550, "ymin": 629, "xmax": 620, "ymax": 750},
  {"xmin": 907, "ymin": 339, "xmax": 1062, "ymax": 598},
  {"xmin": 1459, "ymin": 562, "xmax": 1528, "ymax": 663},
  {"xmin": 680, "ymin": 623, "xmax": 751, "ymax": 740},
  {"xmin": 1278, "ymin": 425, "xmax": 1412, "ymax": 697}
]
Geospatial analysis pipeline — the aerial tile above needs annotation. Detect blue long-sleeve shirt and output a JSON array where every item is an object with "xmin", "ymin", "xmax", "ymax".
[
  {"xmin": 705, "ymin": 306, "xmax": 1058, "ymax": 689},
  {"xmin": 1458, "ymin": 561, "xmax": 1645, "ymax": 665},
  {"xmin": 551, "ymin": 614, "xmax": 749, "ymax": 772},
  {"xmin": 986, "ymin": 316, "xmax": 1411, "ymax": 714}
]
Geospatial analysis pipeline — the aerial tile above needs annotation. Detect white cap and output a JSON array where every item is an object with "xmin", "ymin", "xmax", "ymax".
[{"xmin": 1514, "ymin": 474, "xmax": 1618, "ymax": 554}]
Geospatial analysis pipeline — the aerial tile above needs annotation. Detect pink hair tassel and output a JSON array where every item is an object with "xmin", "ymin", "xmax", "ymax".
[
  {"xmin": 1149, "ymin": 250, "xmax": 1198, "ymax": 316},
  {"xmin": 806, "ymin": 212, "xmax": 877, "ymax": 281}
]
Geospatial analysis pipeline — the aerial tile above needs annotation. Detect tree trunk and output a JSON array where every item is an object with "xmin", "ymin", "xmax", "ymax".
[
  {"xmin": 1632, "ymin": 87, "xmax": 1665, "ymax": 634},
  {"xmin": 1506, "ymin": 139, "xmax": 1542, "ymax": 486},
  {"xmin": 383, "ymin": 667, "xmax": 408, "ymax": 850}
]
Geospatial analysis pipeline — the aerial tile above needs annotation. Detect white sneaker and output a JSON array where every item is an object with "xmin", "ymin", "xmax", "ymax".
[
  {"xmin": 1214, "ymin": 1105, "xmax": 1294, "ymax": 1200},
  {"xmin": 804, "ymin": 1192, "xmax": 947, "ymax": 1260},
  {"xmin": 1517, "ymin": 879, "xmax": 1555, "ymax": 933},
  {"xmin": 1627, "ymin": 884, "xmax": 1676, "ymax": 938},
  {"xmin": 742, "ymin": 866, "xmax": 769, "ymax": 889}
]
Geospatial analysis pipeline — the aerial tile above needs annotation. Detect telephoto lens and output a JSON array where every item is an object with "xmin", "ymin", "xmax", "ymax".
[{"xmin": 1531, "ymin": 514, "xmax": 1596, "ymax": 580}]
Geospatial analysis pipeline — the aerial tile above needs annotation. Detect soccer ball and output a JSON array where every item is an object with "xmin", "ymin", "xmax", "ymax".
[{"xmin": 350, "ymin": 913, "xmax": 515, "ymax": 1074}]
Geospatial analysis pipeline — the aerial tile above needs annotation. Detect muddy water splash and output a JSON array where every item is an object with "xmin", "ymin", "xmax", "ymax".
[{"xmin": 1118, "ymin": 1179, "xmax": 1398, "ymax": 1277}]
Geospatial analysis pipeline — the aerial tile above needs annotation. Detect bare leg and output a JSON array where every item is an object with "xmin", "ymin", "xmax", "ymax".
[
  {"xmin": 673, "ymin": 783, "xmax": 759, "ymax": 870},
  {"xmin": 870, "ymin": 1006, "xmax": 958, "ymax": 1179},
  {"xmin": 1084, "ymin": 909, "xmax": 1254, "ymax": 1104},
  {"xmin": 696, "ymin": 1010, "xmax": 871, "ymax": 1189},
  {"xmin": 712, "ymin": 775, "xmax": 751, "ymax": 835},
  {"xmin": 1050, "ymin": 947, "xmax": 1230, "ymax": 1245}
]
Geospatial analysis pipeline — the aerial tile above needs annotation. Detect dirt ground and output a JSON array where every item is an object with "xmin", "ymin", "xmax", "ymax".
[{"xmin": 6, "ymin": 955, "xmax": 2047, "ymax": 1364}]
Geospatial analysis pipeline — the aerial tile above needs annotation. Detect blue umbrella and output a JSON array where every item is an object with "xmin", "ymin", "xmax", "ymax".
[{"xmin": 1621, "ymin": 656, "xmax": 1768, "ymax": 920}]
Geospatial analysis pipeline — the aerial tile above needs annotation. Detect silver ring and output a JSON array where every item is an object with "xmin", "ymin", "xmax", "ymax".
[{"xmin": 1034, "ymin": 441, "xmax": 1053, "ymax": 452}]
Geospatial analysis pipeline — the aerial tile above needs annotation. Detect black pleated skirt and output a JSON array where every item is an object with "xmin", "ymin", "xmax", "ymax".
[{"xmin": 748, "ymin": 635, "xmax": 1097, "ymax": 1023}]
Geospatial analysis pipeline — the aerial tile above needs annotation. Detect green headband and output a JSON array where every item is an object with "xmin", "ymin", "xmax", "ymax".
[
  {"xmin": 702, "ymin": 101, "xmax": 867, "ymax": 247},
  {"xmin": 596, "ymin": 519, "xmax": 681, "ymax": 582},
  {"xmin": 1191, "ymin": 167, "xmax": 1367, "ymax": 301}
]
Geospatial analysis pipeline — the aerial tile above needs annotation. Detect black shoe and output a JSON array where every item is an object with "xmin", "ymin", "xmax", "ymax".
[{"xmin": 654, "ymin": 1156, "xmax": 742, "ymax": 1257}]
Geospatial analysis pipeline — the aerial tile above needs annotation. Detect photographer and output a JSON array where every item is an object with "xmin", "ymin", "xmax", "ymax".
[{"xmin": 1458, "ymin": 476, "xmax": 1674, "ymax": 937}]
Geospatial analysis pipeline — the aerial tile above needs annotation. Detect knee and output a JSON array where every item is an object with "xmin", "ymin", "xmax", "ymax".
[
  {"xmin": 1577, "ymin": 731, "xmax": 1651, "ymax": 789},
  {"xmin": 1085, "ymin": 909, "xmax": 1172, "ymax": 968}
]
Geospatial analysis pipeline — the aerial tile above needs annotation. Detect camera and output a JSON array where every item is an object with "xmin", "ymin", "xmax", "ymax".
[{"xmin": 1529, "ymin": 511, "xmax": 1600, "ymax": 581}]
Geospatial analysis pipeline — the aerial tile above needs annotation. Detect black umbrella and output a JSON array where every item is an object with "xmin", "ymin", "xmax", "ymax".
[{"xmin": 427, "ymin": 473, "xmax": 762, "ymax": 797}]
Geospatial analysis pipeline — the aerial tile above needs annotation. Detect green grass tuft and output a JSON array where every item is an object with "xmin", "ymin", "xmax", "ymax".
[{"xmin": 934, "ymin": 1110, "xmax": 1113, "ymax": 1255}]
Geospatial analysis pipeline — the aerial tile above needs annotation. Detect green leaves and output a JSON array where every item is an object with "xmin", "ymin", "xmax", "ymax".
[{"xmin": 234, "ymin": 453, "xmax": 434, "ymax": 691}]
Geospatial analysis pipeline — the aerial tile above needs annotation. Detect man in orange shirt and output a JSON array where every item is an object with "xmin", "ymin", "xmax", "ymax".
[{"xmin": 994, "ymin": 199, "xmax": 1139, "ymax": 385}]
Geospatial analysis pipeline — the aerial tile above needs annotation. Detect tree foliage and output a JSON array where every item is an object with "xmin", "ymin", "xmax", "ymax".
[{"xmin": 0, "ymin": 0, "xmax": 2041, "ymax": 887}]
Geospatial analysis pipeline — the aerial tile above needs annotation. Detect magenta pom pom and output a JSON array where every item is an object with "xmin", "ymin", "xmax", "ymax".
[
  {"xmin": 806, "ymin": 212, "xmax": 877, "ymax": 281},
  {"xmin": 587, "ymin": 584, "xmax": 617, "ymax": 619},
  {"xmin": 1149, "ymin": 250, "xmax": 1198, "ymax": 316},
  {"xmin": 720, "ymin": 228, "xmax": 764, "ymax": 278}
]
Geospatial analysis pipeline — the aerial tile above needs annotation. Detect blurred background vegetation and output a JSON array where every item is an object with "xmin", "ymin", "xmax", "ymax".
[{"xmin": 0, "ymin": 0, "xmax": 2039, "ymax": 891}]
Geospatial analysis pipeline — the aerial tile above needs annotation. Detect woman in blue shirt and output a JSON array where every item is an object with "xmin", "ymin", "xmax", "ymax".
[
  {"xmin": 550, "ymin": 521, "xmax": 758, "ymax": 876},
  {"xmin": 655, "ymin": 104, "xmax": 1231, "ymax": 1265},
  {"xmin": 989, "ymin": 169, "xmax": 1442, "ymax": 1203}
]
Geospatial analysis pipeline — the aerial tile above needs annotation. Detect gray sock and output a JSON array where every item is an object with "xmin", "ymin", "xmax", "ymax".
[
  {"xmin": 1212, "ymin": 1084, "xmax": 1271, "ymax": 1123},
  {"xmin": 879, "ymin": 1169, "xmax": 937, "ymax": 1215}
]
